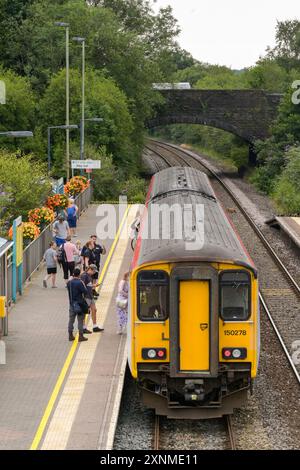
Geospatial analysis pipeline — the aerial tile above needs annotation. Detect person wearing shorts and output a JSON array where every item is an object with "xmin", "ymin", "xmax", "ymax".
[{"xmin": 43, "ymin": 241, "xmax": 58, "ymax": 288}]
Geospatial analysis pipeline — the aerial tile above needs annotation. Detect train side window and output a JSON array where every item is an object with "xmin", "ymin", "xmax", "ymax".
[
  {"xmin": 219, "ymin": 271, "xmax": 251, "ymax": 321},
  {"xmin": 137, "ymin": 271, "xmax": 169, "ymax": 321}
]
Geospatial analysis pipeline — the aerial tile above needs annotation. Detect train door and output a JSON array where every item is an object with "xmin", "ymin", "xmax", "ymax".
[{"xmin": 179, "ymin": 280, "xmax": 210, "ymax": 371}]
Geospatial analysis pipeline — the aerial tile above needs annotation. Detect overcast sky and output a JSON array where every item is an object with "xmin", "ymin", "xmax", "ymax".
[{"xmin": 152, "ymin": 0, "xmax": 299, "ymax": 69}]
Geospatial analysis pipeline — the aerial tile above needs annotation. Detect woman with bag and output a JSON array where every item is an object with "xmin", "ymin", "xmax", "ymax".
[{"xmin": 116, "ymin": 272, "xmax": 129, "ymax": 335}]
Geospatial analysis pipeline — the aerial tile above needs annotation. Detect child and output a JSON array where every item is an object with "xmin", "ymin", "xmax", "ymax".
[{"xmin": 43, "ymin": 241, "xmax": 58, "ymax": 288}]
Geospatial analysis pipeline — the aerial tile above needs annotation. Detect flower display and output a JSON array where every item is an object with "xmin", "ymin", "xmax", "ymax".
[
  {"xmin": 46, "ymin": 194, "xmax": 69, "ymax": 211},
  {"xmin": 28, "ymin": 206, "xmax": 55, "ymax": 227},
  {"xmin": 8, "ymin": 222, "xmax": 40, "ymax": 241},
  {"xmin": 64, "ymin": 176, "xmax": 89, "ymax": 196}
]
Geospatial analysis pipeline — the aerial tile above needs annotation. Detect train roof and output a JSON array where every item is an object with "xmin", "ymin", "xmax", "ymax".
[{"xmin": 132, "ymin": 167, "xmax": 256, "ymax": 274}]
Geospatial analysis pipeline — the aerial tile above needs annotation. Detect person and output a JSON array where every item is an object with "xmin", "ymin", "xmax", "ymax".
[
  {"xmin": 80, "ymin": 265, "xmax": 104, "ymax": 333},
  {"xmin": 66, "ymin": 198, "xmax": 78, "ymax": 237},
  {"xmin": 116, "ymin": 272, "xmax": 129, "ymax": 334},
  {"xmin": 67, "ymin": 268, "xmax": 89, "ymax": 342},
  {"xmin": 74, "ymin": 240, "xmax": 82, "ymax": 269},
  {"xmin": 43, "ymin": 241, "xmax": 58, "ymax": 288},
  {"xmin": 62, "ymin": 236, "xmax": 79, "ymax": 284},
  {"xmin": 90, "ymin": 235, "xmax": 106, "ymax": 298},
  {"xmin": 90, "ymin": 235, "xmax": 106, "ymax": 272},
  {"xmin": 52, "ymin": 214, "xmax": 70, "ymax": 247},
  {"xmin": 81, "ymin": 240, "xmax": 96, "ymax": 270},
  {"xmin": 130, "ymin": 213, "xmax": 140, "ymax": 250}
]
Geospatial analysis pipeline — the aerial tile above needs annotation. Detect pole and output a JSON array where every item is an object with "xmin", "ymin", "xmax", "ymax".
[
  {"xmin": 80, "ymin": 40, "xmax": 85, "ymax": 161},
  {"xmin": 47, "ymin": 127, "xmax": 51, "ymax": 173},
  {"xmin": 66, "ymin": 25, "xmax": 70, "ymax": 180}
]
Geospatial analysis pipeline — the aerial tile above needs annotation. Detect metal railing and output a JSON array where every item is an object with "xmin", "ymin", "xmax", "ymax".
[{"xmin": 3, "ymin": 185, "xmax": 92, "ymax": 305}]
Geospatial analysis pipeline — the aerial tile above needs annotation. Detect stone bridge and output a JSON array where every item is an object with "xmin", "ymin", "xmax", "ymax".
[{"xmin": 147, "ymin": 90, "xmax": 282, "ymax": 151}]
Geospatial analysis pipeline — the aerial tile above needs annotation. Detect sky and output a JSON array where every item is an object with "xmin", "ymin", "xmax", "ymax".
[{"xmin": 152, "ymin": 0, "xmax": 299, "ymax": 69}]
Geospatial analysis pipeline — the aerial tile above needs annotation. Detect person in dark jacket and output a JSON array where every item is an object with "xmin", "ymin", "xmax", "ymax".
[
  {"xmin": 80, "ymin": 265, "xmax": 104, "ymax": 334},
  {"xmin": 67, "ymin": 268, "xmax": 88, "ymax": 342}
]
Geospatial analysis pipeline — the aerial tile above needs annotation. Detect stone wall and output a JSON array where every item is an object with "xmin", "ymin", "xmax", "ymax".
[{"xmin": 147, "ymin": 90, "xmax": 283, "ymax": 142}]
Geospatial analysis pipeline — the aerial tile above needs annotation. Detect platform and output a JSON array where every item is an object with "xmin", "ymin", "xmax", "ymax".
[
  {"xmin": 266, "ymin": 216, "xmax": 300, "ymax": 249},
  {"xmin": 0, "ymin": 204, "xmax": 137, "ymax": 450}
]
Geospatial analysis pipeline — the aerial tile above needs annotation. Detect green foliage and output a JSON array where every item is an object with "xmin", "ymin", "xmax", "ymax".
[
  {"xmin": 272, "ymin": 147, "xmax": 300, "ymax": 214},
  {"xmin": 0, "ymin": 67, "xmax": 36, "ymax": 152},
  {"xmin": 195, "ymin": 66, "xmax": 246, "ymax": 90},
  {"xmin": 243, "ymin": 60, "xmax": 289, "ymax": 92},
  {"xmin": 76, "ymin": 144, "xmax": 121, "ymax": 201},
  {"xmin": 71, "ymin": 142, "xmax": 147, "ymax": 202},
  {"xmin": 119, "ymin": 175, "xmax": 147, "ymax": 203},
  {"xmin": 0, "ymin": 150, "xmax": 51, "ymax": 222},
  {"xmin": 249, "ymin": 139, "xmax": 283, "ymax": 193},
  {"xmin": 39, "ymin": 67, "xmax": 135, "ymax": 175},
  {"xmin": 266, "ymin": 20, "xmax": 300, "ymax": 72}
]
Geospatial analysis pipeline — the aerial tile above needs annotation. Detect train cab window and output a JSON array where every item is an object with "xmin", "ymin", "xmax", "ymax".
[
  {"xmin": 220, "ymin": 271, "xmax": 251, "ymax": 321},
  {"xmin": 137, "ymin": 271, "xmax": 169, "ymax": 321}
]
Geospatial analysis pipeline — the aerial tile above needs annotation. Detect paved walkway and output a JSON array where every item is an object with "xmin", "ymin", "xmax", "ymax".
[{"xmin": 0, "ymin": 204, "xmax": 135, "ymax": 450}]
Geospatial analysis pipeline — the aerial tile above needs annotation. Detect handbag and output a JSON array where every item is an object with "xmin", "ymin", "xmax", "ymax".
[
  {"xmin": 69, "ymin": 280, "xmax": 88, "ymax": 316},
  {"xmin": 116, "ymin": 297, "xmax": 128, "ymax": 309}
]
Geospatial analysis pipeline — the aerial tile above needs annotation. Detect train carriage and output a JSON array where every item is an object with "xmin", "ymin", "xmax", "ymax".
[{"xmin": 128, "ymin": 167, "xmax": 259, "ymax": 419}]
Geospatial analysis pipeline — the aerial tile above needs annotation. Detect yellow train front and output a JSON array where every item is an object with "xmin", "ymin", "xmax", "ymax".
[{"xmin": 128, "ymin": 167, "xmax": 259, "ymax": 419}]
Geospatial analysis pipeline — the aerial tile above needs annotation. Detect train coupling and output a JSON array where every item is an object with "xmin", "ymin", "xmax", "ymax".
[{"xmin": 183, "ymin": 379, "xmax": 205, "ymax": 402}]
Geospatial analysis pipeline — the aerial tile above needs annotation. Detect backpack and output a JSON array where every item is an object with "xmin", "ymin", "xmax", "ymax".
[{"xmin": 57, "ymin": 244, "xmax": 67, "ymax": 265}]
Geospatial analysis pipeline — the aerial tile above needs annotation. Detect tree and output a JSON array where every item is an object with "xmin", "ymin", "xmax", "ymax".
[
  {"xmin": 0, "ymin": 67, "xmax": 36, "ymax": 152},
  {"xmin": 244, "ymin": 60, "xmax": 289, "ymax": 92},
  {"xmin": 266, "ymin": 20, "xmax": 300, "ymax": 71},
  {"xmin": 38, "ymin": 67, "xmax": 135, "ymax": 175},
  {"xmin": 0, "ymin": 150, "xmax": 51, "ymax": 222},
  {"xmin": 195, "ymin": 65, "xmax": 246, "ymax": 90}
]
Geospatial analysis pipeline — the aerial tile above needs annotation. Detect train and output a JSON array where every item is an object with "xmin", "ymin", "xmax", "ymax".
[{"xmin": 128, "ymin": 166, "xmax": 259, "ymax": 419}]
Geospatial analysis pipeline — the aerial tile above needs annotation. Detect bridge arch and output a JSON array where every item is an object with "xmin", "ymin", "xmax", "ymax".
[{"xmin": 146, "ymin": 90, "xmax": 282, "ymax": 144}]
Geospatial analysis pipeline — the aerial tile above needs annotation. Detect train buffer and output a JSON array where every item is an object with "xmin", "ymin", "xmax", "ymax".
[{"xmin": 0, "ymin": 204, "xmax": 138, "ymax": 450}]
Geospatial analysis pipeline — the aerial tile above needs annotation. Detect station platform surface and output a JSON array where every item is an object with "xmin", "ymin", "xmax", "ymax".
[
  {"xmin": 266, "ymin": 216, "xmax": 300, "ymax": 249},
  {"xmin": 0, "ymin": 204, "xmax": 137, "ymax": 450}
]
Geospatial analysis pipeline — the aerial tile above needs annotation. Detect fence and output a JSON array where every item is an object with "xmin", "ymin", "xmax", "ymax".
[{"xmin": 3, "ymin": 185, "xmax": 92, "ymax": 307}]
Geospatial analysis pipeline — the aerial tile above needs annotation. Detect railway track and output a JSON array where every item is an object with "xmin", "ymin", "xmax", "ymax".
[
  {"xmin": 144, "ymin": 139, "xmax": 300, "ymax": 386},
  {"xmin": 153, "ymin": 414, "xmax": 236, "ymax": 450}
]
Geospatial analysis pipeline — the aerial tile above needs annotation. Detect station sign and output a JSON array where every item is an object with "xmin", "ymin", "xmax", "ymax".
[{"xmin": 71, "ymin": 160, "xmax": 101, "ymax": 170}]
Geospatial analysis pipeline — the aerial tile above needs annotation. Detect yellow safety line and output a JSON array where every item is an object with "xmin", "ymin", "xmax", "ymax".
[{"xmin": 30, "ymin": 205, "xmax": 131, "ymax": 450}]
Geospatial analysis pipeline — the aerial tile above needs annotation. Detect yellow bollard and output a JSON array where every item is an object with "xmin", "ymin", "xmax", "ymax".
[{"xmin": 0, "ymin": 297, "xmax": 6, "ymax": 318}]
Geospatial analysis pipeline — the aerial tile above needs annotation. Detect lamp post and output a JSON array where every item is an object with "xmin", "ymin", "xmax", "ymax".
[
  {"xmin": 72, "ymin": 36, "xmax": 86, "ymax": 160},
  {"xmin": 0, "ymin": 131, "xmax": 33, "ymax": 137},
  {"xmin": 55, "ymin": 22, "xmax": 70, "ymax": 180},
  {"xmin": 47, "ymin": 125, "xmax": 78, "ymax": 174}
]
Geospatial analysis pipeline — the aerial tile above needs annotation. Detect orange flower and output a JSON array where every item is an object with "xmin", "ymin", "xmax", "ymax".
[
  {"xmin": 28, "ymin": 206, "xmax": 55, "ymax": 226},
  {"xmin": 8, "ymin": 222, "xmax": 40, "ymax": 240},
  {"xmin": 64, "ymin": 176, "xmax": 89, "ymax": 196}
]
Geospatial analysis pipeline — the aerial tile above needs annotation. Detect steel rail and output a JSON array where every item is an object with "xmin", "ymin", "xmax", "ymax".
[
  {"xmin": 225, "ymin": 415, "xmax": 236, "ymax": 450},
  {"xmin": 153, "ymin": 414, "xmax": 160, "ymax": 450}
]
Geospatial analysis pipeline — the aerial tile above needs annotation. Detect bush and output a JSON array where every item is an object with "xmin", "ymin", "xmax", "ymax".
[
  {"xmin": 0, "ymin": 150, "xmax": 51, "ymax": 223},
  {"xmin": 120, "ymin": 176, "xmax": 147, "ymax": 203},
  {"xmin": 272, "ymin": 147, "xmax": 300, "ymax": 214}
]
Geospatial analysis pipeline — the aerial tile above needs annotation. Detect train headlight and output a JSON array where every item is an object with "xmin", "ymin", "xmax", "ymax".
[
  {"xmin": 222, "ymin": 348, "xmax": 247, "ymax": 360},
  {"xmin": 147, "ymin": 349, "xmax": 156, "ymax": 359},
  {"xmin": 232, "ymin": 348, "xmax": 241, "ymax": 358}
]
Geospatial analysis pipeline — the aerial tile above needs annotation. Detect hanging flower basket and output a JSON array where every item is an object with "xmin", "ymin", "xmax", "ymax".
[
  {"xmin": 8, "ymin": 221, "xmax": 40, "ymax": 245},
  {"xmin": 28, "ymin": 206, "xmax": 55, "ymax": 229},
  {"xmin": 64, "ymin": 176, "xmax": 89, "ymax": 196},
  {"xmin": 46, "ymin": 194, "xmax": 69, "ymax": 214}
]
